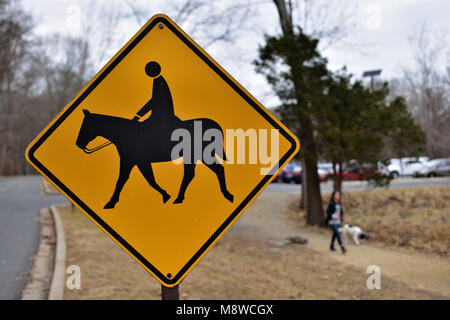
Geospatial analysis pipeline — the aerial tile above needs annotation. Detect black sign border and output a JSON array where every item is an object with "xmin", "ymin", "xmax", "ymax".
[{"xmin": 27, "ymin": 15, "xmax": 298, "ymax": 286}]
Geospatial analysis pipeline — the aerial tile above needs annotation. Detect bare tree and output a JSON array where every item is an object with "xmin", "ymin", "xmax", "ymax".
[
  {"xmin": 79, "ymin": 0, "xmax": 123, "ymax": 69},
  {"xmin": 122, "ymin": 0, "xmax": 254, "ymax": 50},
  {"xmin": 0, "ymin": 0, "xmax": 95, "ymax": 175},
  {"xmin": 38, "ymin": 35, "xmax": 91, "ymax": 115},
  {"xmin": 292, "ymin": 0, "xmax": 358, "ymax": 50},
  {"xmin": 0, "ymin": 0, "xmax": 34, "ymax": 174},
  {"xmin": 398, "ymin": 25, "xmax": 450, "ymax": 158}
]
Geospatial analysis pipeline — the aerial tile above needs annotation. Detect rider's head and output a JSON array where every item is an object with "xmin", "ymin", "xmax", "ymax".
[{"xmin": 145, "ymin": 61, "xmax": 161, "ymax": 78}]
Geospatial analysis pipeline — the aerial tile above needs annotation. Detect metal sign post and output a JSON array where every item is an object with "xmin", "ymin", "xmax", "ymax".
[{"xmin": 161, "ymin": 284, "xmax": 179, "ymax": 300}]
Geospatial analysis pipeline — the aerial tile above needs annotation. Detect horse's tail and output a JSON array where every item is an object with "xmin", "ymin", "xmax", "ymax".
[
  {"xmin": 214, "ymin": 121, "xmax": 228, "ymax": 162},
  {"xmin": 218, "ymin": 146, "xmax": 228, "ymax": 162}
]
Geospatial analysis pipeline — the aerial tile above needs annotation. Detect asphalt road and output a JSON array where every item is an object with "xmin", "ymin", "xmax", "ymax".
[
  {"xmin": 0, "ymin": 176, "xmax": 67, "ymax": 300},
  {"xmin": 265, "ymin": 176, "xmax": 450, "ymax": 194}
]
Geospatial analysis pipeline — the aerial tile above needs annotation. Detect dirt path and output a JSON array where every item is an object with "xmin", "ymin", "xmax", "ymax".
[{"xmin": 230, "ymin": 192, "xmax": 450, "ymax": 297}]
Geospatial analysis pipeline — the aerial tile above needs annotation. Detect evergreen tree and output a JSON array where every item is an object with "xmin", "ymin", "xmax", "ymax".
[
  {"xmin": 318, "ymin": 69, "xmax": 425, "ymax": 192},
  {"xmin": 254, "ymin": 29, "xmax": 328, "ymax": 225}
]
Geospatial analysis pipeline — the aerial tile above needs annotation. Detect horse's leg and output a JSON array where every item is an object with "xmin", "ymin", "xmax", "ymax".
[
  {"xmin": 137, "ymin": 161, "xmax": 171, "ymax": 203},
  {"xmin": 204, "ymin": 163, "xmax": 234, "ymax": 203},
  {"xmin": 174, "ymin": 164, "xmax": 196, "ymax": 204},
  {"xmin": 104, "ymin": 160, "xmax": 133, "ymax": 209}
]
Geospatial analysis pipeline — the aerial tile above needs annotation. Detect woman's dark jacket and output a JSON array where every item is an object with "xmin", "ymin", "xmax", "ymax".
[{"xmin": 326, "ymin": 200, "xmax": 344, "ymax": 224}]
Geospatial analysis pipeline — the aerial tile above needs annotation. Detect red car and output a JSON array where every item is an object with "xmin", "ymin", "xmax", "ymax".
[{"xmin": 325, "ymin": 166, "xmax": 381, "ymax": 181}]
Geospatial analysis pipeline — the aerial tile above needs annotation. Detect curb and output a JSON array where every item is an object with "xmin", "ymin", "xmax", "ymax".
[
  {"xmin": 40, "ymin": 177, "xmax": 60, "ymax": 195},
  {"xmin": 48, "ymin": 205, "xmax": 66, "ymax": 300},
  {"xmin": 21, "ymin": 208, "xmax": 55, "ymax": 300}
]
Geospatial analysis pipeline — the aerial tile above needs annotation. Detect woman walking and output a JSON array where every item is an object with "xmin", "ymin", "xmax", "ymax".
[{"xmin": 327, "ymin": 190, "xmax": 346, "ymax": 254}]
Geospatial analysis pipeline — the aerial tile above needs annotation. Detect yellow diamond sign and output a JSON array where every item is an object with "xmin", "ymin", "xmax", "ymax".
[{"xmin": 26, "ymin": 14, "xmax": 299, "ymax": 286}]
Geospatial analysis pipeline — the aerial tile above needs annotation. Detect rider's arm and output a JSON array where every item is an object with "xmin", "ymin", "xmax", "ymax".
[{"xmin": 134, "ymin": 99, "xmax": 153, "ymax": 120}]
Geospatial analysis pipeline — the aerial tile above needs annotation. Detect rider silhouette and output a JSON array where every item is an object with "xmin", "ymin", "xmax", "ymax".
[{"xmin": 132, "ymin": 61, "xmax": 181, "ymax": 129}]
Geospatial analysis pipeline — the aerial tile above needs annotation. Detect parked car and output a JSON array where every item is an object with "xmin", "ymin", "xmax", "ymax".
[
  {"xmin": 341, "ymin": 167, "xmax": 364, "ymax": 181},
  {"xmin": 386, "ymin": 157, "xmax": 429, "ymax": 178},
  {"xmin": 317, "ymin": 162, "xmax": 333, "ymax": 173},
  {"xmin": 290, "ymin": 165, "xmax": 302, "ymax": 184},
  {"xmin": 324, "ymin": 167, "xmax": 354, "ymax": 181},
  {"xmin": 402, "ymin": 160, "xmax": 428, "ymax": 176},
  {"xmin": 325, "ymin": 165, "xmax": 381, "ymax": 181},
  {"xmin": 317, "ymin": 168, "xmax": 328, "ymax": 182},
  {"xmin": 286, "ymin": 166, "xmax": 326, "ymax": 183},
  {"xmin": 280, "ymin": 162, "xmax": 302, "ymax": 183},
  {"xmin": 414, "ymin": 158, "xmax": 450, "ymax": 177}
]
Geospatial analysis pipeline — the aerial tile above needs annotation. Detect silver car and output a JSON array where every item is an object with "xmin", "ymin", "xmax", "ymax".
[{"xmin": 414, "ymin": 158, "xmax": 450, "ymax": 177}]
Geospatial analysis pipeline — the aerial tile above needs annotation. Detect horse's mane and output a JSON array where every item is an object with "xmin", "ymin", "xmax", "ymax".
[{"xmin": 86, "ymin": 113, "xmax": 137, "ymax": 135}]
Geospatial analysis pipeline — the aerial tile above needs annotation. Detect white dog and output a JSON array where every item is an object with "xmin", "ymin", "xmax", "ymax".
[{"xmin": 339, "ymin": 224, "xmax": 367, "ymax": 245}]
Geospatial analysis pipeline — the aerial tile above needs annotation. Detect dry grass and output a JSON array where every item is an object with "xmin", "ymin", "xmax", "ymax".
[
  {"xmin": 59, "ymin": 203, "xmax": 445, "ymax": 300},
  {"xmin": 288, "ymin": 186, "xmax": 450, "ymax": 256}
]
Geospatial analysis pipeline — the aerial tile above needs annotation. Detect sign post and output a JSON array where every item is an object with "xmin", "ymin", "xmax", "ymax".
[
  {"xmin": 161, "ymin": 284, "xmax": 180, "ymax": 300},
  {"xmin": 26, "ymin": 14, "xmax": 299, "ymax": 290}
]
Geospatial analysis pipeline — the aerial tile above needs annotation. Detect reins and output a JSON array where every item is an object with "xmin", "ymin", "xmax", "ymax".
[{"xmin": 83, "ymin": 141, "xmax": 112, "ymax": 154}]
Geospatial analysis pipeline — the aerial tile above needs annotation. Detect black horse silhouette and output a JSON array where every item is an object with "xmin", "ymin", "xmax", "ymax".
[
  {"xmin": 75, "ymin": 61, "xmax": 233, "ymax": 209},
  {"xmin": 76, "ymin": 110, "xmax": 234, "ymax": 208}
]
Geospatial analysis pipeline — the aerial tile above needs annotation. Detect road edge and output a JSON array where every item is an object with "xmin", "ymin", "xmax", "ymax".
[
  {"xmin": 48, "ymin": 205, "xmax": 66, "ymax": 300},
  {"xmin": 21, "ymin": 208, "xmax": 55, "ymax": 300},
  {"xmin": 40, "ymin": 177, "xmax": 60, "ymax": 195}
]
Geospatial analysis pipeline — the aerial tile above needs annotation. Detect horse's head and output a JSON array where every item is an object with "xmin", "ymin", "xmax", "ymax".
[{"xmin": 76, "ymin": 109, "xmax": 97, "ymax": 151}]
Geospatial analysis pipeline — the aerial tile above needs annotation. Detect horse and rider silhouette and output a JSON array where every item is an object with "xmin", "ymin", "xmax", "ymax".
[{"xmin": 75, "ymin": 61, "xmax": 233, "ymax": 209}]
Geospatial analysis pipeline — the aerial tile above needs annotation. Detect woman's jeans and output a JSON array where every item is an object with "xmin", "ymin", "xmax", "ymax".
[{"xmin": 330, "ymin": 224, "xmax": 343, "ymax": 249}]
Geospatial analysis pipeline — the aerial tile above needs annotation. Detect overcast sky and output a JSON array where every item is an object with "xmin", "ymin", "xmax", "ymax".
[{"xmin": 23, "ymin": 0, "xmax": 449, "ymax": 107}]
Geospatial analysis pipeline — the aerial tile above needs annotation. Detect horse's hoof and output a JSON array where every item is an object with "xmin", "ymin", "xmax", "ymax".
[
  {"xmin": 162, "ymin": 193, "xmax": 171, "ymax": 204},
  {"xmin": 104, "ymin": 201, "xmax": 116, "ymax": 209},
  {"xmin": 224, "ymin": 193, "xmax": 234, "ymax": 203},
  {"xmin": 173, "ymin": 197, "xmax": 184, "ymax": 204}
]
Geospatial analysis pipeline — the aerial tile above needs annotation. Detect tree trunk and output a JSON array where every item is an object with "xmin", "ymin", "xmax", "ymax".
[
  {"xmin": 273, "ymin": 0, "xmax": 324, "ymax": 225},
  {"xmin": 301, "ymin": 122, "xmax": 324, "ymax": 226},
  {"xmin": 304, "ymin": 156, "xmax": 323, "ymax": 225},
  {"xmin": 337, "ymin": 160, "xmax": 343, "ymax": 193},
  {"xmin": 299, "ymin": 159, "xmax": 306, "ymax": 209},
  {"xmin": 273, "ymin": 0, "xmax": 293, "ymax": 36}
]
